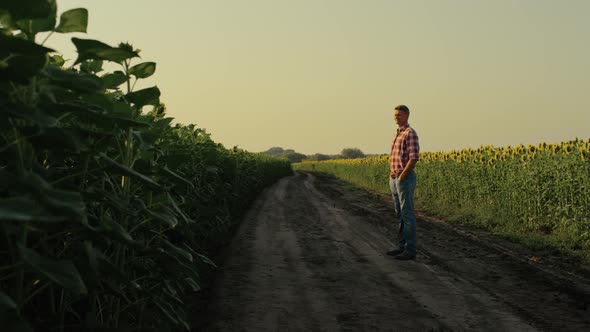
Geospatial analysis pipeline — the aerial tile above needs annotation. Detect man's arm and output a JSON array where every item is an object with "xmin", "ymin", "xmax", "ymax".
[
  {"xmin": 399, "ymin": 129, "xmax": 419, "ymax": 181},
  {"xmin": 399, "ymin": 159, "xmax": 418, "ymax": 181}
]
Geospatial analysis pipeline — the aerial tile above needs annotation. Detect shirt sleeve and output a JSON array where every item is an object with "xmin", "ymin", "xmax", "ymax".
[{"xmin": 407, "ymin": 130, "xmax": 420, "ymax": 160}]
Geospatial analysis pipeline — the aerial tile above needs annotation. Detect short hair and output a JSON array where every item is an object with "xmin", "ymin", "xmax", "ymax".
[{"xmin": 394, "ymin": 105, "xmax": 410, "ymax": 114}]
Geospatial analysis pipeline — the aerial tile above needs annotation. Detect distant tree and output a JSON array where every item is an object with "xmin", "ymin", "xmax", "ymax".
[
  {"xmin": 340, "ymin": 148, "xmax": 365, "ymax": 159},
  {"xmin": 309, "ymin": 153, "xmax": 331, "ymax": 161},
  {"xmin": 284, "ymin": 152, "xmax": 307, "ymax": 163},
  {"xmin": 263, "ymin": 147, "xmax": 284, "ymax": 157},
  {"xmin": 261, "ymin": 147, "xmax": 311, "ymax": 162}
]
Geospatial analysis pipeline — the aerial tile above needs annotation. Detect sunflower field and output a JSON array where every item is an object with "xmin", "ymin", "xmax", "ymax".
[
  {"xmin": 295, "ymin": 139, "xmax": 590, "ymax": 261},
  {"xmin": 1, "ymin": 1, "xmax": 291, "ymax": 331}
]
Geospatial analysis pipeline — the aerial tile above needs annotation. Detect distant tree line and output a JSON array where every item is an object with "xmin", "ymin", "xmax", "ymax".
[{"xmin": 261, "ymin": 147, "xmax": 372, "ymax": 163}]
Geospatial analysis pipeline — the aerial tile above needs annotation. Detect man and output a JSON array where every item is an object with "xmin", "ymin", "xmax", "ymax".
[{"xmin": 387, "ymin": 104, "xmax": 420, "ymax": 260}]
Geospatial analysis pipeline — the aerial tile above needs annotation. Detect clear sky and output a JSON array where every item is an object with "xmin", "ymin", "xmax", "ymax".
[{"xmin": 46, "ymin": 0, "xmax": 590, "ymax": 155}]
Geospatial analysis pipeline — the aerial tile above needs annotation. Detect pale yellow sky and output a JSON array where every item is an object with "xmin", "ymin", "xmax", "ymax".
[{"xmin": 47, "ymin": 0, "xmax": 590, "ymax": 155}]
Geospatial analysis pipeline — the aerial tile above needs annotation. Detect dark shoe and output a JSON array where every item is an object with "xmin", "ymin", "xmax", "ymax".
[
  {"xmin": 394, "ymin": 252, "xmax": 416, "ymax": 260},
  {"xmin": 386, "ymin": 248, "xmax": 404, "ymax": 256}
]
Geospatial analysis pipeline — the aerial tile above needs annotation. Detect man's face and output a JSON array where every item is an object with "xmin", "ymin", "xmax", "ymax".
[{"xmin": 394, "ymin": 109, "xmax": 409, "ymax": 126}]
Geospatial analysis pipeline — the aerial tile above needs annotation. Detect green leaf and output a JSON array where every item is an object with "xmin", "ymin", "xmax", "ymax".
[
  {"xmin": 97, "ymin": 256, "xmax": 140, "ymax": 290},
  {"xmin": 48, "ymin": 54, "xmax": 65, "ymax": 66},
  {"xmin": 42, "ymin": 188, "xmax": 87, "ymax": 221},
  {"xmin": 160, "ymin": 239, "xmax": 192, "ymax": 262},
  {"xmin": 72, "ymin": 38, "xmax": 139, "ymax": 65},
  {"xmin": 47, "ymin": 100, "xmax": 149, "ymax": 131},
  {"xmin": 111, "ymin": 100, "xmax": 134, "ymax": 116},
  {"xmin": 55, "ymin": 8, "xmax": 87, "ymax": 33},
  {"xmin": 80, "ymin": 59, "xmax": 103, "ymax": 74},
  {"xmin": 154, "ymin": 297, "xmax": 180, "ymax": 326},
  {"xmin": 0, "ymin": 0, "xmax": 52, "ymax": 20},
  {"xmin": 0, "ymin": 34, "xmax": 54, "ymax": 82},
  {"xmin": 184, "ymin": 277, "xmax": 200, "ymax": 292},
  {"xmin": 166, "ymin": 193, "xmax": 192, "ymax": 225},
  {"xmin": 136, "ymin": 123, "xmax": 165, "ymax": 145},
  {"xmin": 0, "ymin": 291, "xmax": 16, "ymax": 311},
  {"xmin": 0, "ymin": 292, "xmax": 34, "ymax": 331},
  {"xmin": 0, "ymin": 33, "xmax": 54, "ymax": 54},
  {"xmin": 98, "ymin": 152, "xmax": 160, "ymax": 188},
  {"xmin": 195, "ymin": 251, "xmax": 217, "ymax": 268},
  {"xmin": 15, "ymin": 0, "xmax": 57, "ymax": 40},
  {"xmin": 141, "ymin": 204, "xmax": 178, "ymax": 228},
  {"xmin": 131, "ymin": 129, "xmax": 154, "ymax": 151},
  {"xmin": 0, "ymin": 196, "xmax": 68, "ymax": 223},
  {"xmin": 163, "ymin": 279, "xmax": 179, "ymax": 298},
  {"xmin": 0, "ymin": 96, "xmax": 58, "ymax": 127},
  {"xmin": 0, "ymin": 53, "xmax": 47, "ymax": 82},
  {"xmin": 182, "ymin": 243, "xmax": 216, "ymax": 267},
  {"xmin": 19, "ymin": 172, "xmax": 88, "ymax": 223},
  {"xmin": 162, "ymin": 166, "xmax": 194, "ymax": 189},
  {"xmin": 129, "ymin": 61, "xmax": 156, "ymax": 79},
  {"xmin": 100, "ymin": 71, "xmax": 128, "ymax": 89},
  {"xmin": 98, "ymin": 217, "xmax": 134, "ymax": 243},
  {"xmin": 18, "ymin": 245, "xmax": 87, "ymax": 294},
  {"xmin": 153, "ymin": 296, "xmax": 189, "ymax": 330},
  {"xmin": 126, "ymin": 86, "xmax": 160, "ymax": 109},
  {"xmin": 0, "ymin": 310, "xmax": 33, "ymax": 332},
  {"xmin": 83, "ymin": 189, "xmax": 137, "ymax": 217},
  {"xmin": 154, "ymin": 254, "xmax": 199, "ymax": 298},
  {"xmin": 43, "ymin": 66, "xmax": 103, "ymax": 93},
  {"xmin": 30, "ymin": 127, "xmax": 89, "ymax": 152},
  {"xmin": 79, "ymin": 92, "xmax": 113, "ymax": 111},
  {"xmin": 82, "ymin": 242, "xmax": 139, "ymax": 293}
]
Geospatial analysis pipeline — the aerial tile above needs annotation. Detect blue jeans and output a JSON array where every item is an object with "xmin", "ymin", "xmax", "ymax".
[{"xmin": 389, "ymin": 171, "xmax": 417, "ymax": 256}]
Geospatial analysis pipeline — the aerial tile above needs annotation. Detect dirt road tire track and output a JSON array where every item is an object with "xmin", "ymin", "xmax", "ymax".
[{"xmin": 195, "ymin": 171, "xmax": 590, "ymax": 331}]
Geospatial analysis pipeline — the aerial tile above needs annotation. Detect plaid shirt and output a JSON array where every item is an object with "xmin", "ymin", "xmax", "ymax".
[{"xmin": 389, "ymin": 123, "xmax": 420, "ymax": 174}]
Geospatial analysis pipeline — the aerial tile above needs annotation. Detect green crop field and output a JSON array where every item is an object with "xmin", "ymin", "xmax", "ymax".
[
  {"xmin": 295, "ymin": 139, "xmax": 590, "ymax": 264},
  {"xmin": 0, "ymin": 1, "xmax": 291, "ymax": 330}
]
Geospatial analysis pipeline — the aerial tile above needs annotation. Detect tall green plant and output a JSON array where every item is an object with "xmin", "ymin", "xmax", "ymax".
[{"xmin": 1, "ymin": 1, "xmax": 292, "ymax": 330}]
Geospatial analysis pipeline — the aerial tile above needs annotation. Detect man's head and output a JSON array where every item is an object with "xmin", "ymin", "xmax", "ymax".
[{"xmin": 394, "ymin": 104, "xmax": 410, "ymax": 127}]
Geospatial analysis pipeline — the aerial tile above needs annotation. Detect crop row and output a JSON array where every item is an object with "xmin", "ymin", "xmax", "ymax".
[{"xmin": 1, "ymin": 1, "xmax": 291, "ymax": 331}]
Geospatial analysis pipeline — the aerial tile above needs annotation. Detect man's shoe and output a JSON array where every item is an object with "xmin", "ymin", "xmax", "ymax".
[
  {"xmin": 386, "ymin": 248, "xmax": 404, "ymax": 256},
  {"xmin": 394, "ymin": 253, "xmax": 416, "ymax": 260}
]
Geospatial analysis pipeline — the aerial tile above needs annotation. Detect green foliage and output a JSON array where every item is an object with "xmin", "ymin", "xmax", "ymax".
[
  {"xmin": 284, "ymin": 151, "xmax": 307, "ymax": 163},
  {"xmin": 71, "ymin": 38, "xmax": 139, "ymax": 65},
  {"xmin": 129, "ymin": 61, "xmax": 156, "ymax": 79},
  {"xmin": 339, "ymin": 147, "xmax": 365, "ymax": 159},
  {"xmin": 260, "ymin": 146, "xmax": 309, "ymax": 163},
  {"xmin": 0, "ymin": 1, "xmax": 292, "ymax": 331},
  {"xmin": 262, "ymin": 146, "xmax": 285, "ymax": 157},
  {"xmin": 55, "ymin": 8, "xmax": 87, "ymax": 33},
  {"xmin": 308, "ymin": 153, "xmax": 331, "ymax": 161}
]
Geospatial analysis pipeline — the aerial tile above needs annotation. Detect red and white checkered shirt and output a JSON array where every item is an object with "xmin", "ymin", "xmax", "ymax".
[{"xmin": 389, "ymin": 123, "xmax": 420, "ymax": 174}]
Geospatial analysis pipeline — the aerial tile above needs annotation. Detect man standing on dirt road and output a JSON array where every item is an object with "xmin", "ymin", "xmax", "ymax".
[{"xmin": 387, "ymin": 104, "xmax": 420, "ymax": 260}]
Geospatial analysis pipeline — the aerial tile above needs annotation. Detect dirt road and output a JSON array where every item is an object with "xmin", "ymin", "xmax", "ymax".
[{"xmin": 195, "ymin": 171, "xmax": 590, "ymax": 331}]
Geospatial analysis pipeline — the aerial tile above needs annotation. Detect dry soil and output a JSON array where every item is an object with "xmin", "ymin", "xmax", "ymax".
[{"xmin": 194, "ymin": 171, "xmax": 590, "ymax": 331}]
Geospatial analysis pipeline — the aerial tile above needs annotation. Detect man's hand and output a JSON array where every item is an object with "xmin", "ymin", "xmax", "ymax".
[{"xmin": 398, "ymin": 159, "xmax": 418, "ymax": 181}]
